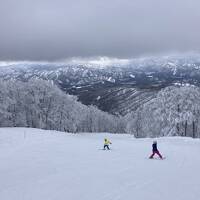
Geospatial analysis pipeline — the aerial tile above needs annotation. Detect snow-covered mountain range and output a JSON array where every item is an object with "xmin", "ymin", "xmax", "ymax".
[{"xmin": 1, "ymin": 54, "xmax": 200, "ymax": 115}]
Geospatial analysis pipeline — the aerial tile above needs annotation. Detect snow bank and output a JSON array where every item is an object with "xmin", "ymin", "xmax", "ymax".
[{"xmin": 0, "ymin": 128, "xmax": 200, "ymax": 200}]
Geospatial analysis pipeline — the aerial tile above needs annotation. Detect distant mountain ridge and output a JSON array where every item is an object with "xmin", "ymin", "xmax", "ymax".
[{"xmin": 1, "ymin": 54, "xmax": 200, "ymax": 115}]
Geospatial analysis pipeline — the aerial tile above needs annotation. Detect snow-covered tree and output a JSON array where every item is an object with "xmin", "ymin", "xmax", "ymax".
[
  {"xmin": 0, "ymin": 79, "xmax": 124, "ymax": 133},
  {"xmin": 126, "ymin": 85, "xmax": 200, "ymax": 138}
]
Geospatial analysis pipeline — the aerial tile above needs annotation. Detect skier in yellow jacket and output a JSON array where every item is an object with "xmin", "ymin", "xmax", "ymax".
[{"xmin": 104, "ymin": 138, "xmax": 112, "ymax": 150}]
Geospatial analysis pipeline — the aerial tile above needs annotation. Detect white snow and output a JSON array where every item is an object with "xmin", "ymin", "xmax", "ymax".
[
  {"xmin": 130, "ymin": 74, "xmax": 135, "ymax": 78},
  {"xmin": 97, "ymin": 96, "xmax": 101, "ymax": 100},
  {"xmin": 107, "ymin": 77, "xmax": 115, "ymax": 83},
  {"xmin": 0, "ymin": 128, "xmax": 200, "ymax": 200}
]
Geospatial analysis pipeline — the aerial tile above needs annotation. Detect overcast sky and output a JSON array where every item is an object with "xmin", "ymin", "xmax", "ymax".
[{"xmin": 0, "ymin": 0, "xmax": 200, "ymax": 61}]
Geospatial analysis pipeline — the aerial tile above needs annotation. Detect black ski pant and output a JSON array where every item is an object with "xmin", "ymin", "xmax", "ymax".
[{"xmin": 104, "ymin": 145, "xmax": 110, "ymax": 150}]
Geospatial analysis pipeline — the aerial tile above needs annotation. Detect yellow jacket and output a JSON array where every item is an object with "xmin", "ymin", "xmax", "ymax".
[{"xmin": 104, "ymin": 139, "xmax": 111, "ymax": 145}]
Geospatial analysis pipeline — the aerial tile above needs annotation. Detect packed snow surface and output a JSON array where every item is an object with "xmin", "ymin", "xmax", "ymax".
[{"xmin": 0, "ymin": 128, "xmax": 200, "ymax": 200}]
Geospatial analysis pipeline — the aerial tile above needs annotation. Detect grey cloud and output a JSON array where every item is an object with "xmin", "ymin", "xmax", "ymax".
[{"xmin": 0, "ymin": 0, "xmax": 200, "ymax": 61}]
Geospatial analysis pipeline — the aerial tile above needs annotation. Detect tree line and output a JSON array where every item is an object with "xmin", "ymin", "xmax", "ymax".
[
  {"xmin": 0, "ymin": 79, "xmax": 125, "ymax": 133},
  {"xmin": 125, "ymin": 85, "xmax": 200, "ymax": 138},
  {"xmin": 0, "ymin": 79, "xmax": 200, "ymax": 138}
]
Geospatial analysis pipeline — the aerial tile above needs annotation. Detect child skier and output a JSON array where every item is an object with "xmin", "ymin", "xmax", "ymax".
[
  {"xmin": 103, "ymin": 138, "xmax": 112, "ymax": 150},
  {"xmin": 149, "ymin": 141, "xmax": 163, "ymax": 159}
]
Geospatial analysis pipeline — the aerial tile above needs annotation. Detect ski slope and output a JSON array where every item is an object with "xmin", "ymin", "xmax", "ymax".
[{"xmin": 0, "ymin": 128, "xmax": 200, "ymax": 200}]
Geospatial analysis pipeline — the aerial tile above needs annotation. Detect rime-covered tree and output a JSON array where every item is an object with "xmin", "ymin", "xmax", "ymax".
[
  {"xmin": 126, "ymin": 85, "xmax": 200, "ymax": 138},
  {"xmin": 0, "ymin": 79, "xmax": 124, "ymax": 133}
]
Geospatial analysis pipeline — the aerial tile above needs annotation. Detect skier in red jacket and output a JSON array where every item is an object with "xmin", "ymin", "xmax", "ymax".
[{"xmin": 149, "ymin": 141, "xmax": 163, "ymax": 159}]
